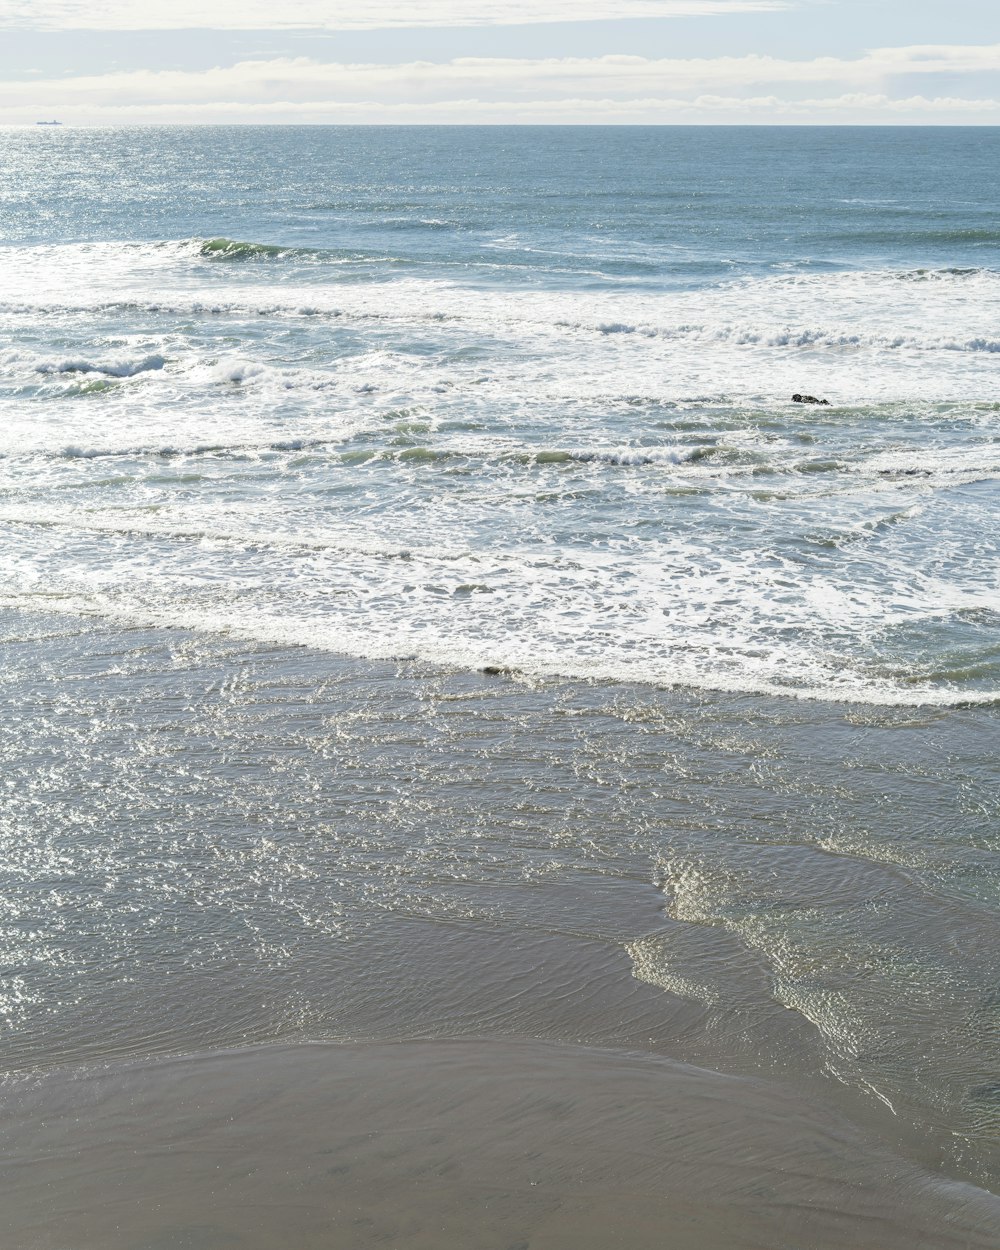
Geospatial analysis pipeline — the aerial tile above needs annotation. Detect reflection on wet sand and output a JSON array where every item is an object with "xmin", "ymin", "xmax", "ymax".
[{"xmin": 5, "ymin": 1039, "xmax": 1000, "ymax": 1250}]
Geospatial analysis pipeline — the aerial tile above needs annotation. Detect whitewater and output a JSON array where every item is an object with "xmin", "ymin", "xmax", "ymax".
[{"xmin": 1, "ymin": 127, "xmax": 999, "ymax": 706}]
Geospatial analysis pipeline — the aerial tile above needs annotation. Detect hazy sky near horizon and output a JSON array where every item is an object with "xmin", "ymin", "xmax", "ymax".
[{"xmin": 1, "ymin": 0, "xmax": 998, "ymax": 124}]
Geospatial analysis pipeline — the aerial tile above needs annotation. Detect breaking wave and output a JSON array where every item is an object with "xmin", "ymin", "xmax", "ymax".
[
  {"xmin": 198, "ymin": 238, "xmax": 295, "ymax": 261},
  {"xmin": 35, "ymin": 354, "xmax": 166, "ymax": 378}
]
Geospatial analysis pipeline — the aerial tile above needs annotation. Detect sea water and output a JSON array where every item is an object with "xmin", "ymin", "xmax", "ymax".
[
  {"xmin": 1, "ymin": 126, "xmax": 999, "ymax": 1244},
  {"xmin": 2, "ymin": 127, "xmax": 999, "ymax": 704}
]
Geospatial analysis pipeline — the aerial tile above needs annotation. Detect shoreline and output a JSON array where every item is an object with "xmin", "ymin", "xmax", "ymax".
[{"xmin": 4, "ymin": 597, "xmax": 997, "ymax": 712}]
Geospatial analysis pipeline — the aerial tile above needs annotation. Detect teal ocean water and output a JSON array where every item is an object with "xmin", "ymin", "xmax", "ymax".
[{"xmin": 1, "ymin": 127, "xmax": 999, "ymax": 1246}]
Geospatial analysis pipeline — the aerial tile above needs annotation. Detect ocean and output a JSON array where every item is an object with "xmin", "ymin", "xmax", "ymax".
[{"xmin": 1, "ymin": 125, "xmax": 999, "ymax": 1249}]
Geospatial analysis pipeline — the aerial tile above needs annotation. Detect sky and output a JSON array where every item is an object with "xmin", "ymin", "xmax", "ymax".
[{"xmin": 1, "ymin": 0, "xmax": 998, "ymax": 124}]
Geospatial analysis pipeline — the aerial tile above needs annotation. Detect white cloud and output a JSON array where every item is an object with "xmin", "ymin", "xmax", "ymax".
[
  {"xmin": 3, "ymin": 92, "xmax": 998, "ymax": 125},
  {"xmin": 0, "ymin": 0, "xmax": 792, "ymax": 32},
  {"xmin": 3, "ymin": 45, "xmax": 998, "ymax": 107},
  {"xmin": 2, "ymin": 45, "xmax": 998, "ymax": 123}
]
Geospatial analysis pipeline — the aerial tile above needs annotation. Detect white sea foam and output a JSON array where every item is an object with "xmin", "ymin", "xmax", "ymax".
[
  {"xmin": 1, "ymin": 493, "xmax": 996, "ymax": 708},
  {"xmin": 34, "ymin": 354, "xmax": 166, "ymax": 377},
  {"xmin": 1, "ymin": 265, "xmax": 996, "ymax": 423},
  {"xmin": 9, "ymin": 295, "xmax": 1000, "ymax": 363},
  {"xmin": 1, "ymin": 234, "xmax": 997, "ymax": 708},
  {"xmin": 561, "ymin": 446, "xmax": 692, "ymax": 466}
]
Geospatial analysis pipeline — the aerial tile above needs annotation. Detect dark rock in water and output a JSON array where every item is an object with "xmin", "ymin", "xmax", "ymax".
[
  {"xmin": 482, "ymin": 664, "xmax": 518, "ymax": 677},
  {"xmin": 792, "ymin": 393, "xmax": 830, "ymax": 405}
]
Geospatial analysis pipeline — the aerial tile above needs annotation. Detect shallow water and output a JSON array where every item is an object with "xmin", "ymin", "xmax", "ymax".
[
  {"xmin": 1, "ymin": 126, "xmax": 999, "ymax": 1245},
  {"xmin": 2, "ymin": 616, "xmax": 1000, "ymax": 1197}
]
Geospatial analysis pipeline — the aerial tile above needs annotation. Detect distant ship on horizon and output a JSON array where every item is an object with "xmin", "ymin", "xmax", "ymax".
[{"xmin": 36, "ymin": 120, "xmax": 62, "ymax": 126}]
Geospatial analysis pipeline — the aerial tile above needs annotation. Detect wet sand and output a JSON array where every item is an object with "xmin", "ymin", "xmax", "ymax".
[
  {"xmin": 3, "ymin": 618, "xmax": 1000, "ymax": 1247},
  {"xmin": 4, "ymin": 1038, "xmax": 1000, "ymax": 1250}
]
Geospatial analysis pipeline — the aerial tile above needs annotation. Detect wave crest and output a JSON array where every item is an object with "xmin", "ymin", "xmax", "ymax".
[
  {"xmin": 198, "ymin": 238, "xmax": 292, "ymax": 261},
  {"xmin": 35, "ymin": 354, "xmax": 166, "ymax": 378}
]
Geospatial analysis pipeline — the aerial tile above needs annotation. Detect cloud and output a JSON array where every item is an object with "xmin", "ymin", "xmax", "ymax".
[
  {"xmin": 3, "ymin": 44, "xmax": 999, "ymax": 105},
  {"xmin": 2, "ymin": 45, "xmax": 998, "ymax": 123},
  {"xmin": 3, "ymin": 91, "xmax": 998, "ymax": 125},
  {"xmin": 0, "ymin": 0, "xmax": 793, "ymax": 33}
]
